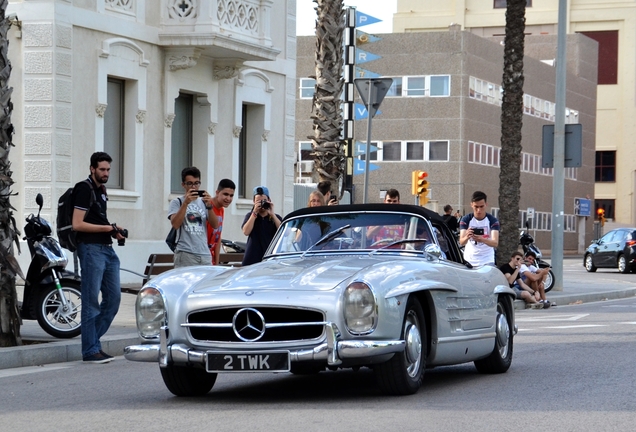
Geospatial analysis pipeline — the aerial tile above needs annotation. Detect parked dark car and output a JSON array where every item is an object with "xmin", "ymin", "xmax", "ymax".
[{"xmin": 584, "ymin": 228, "xmax": 636, "ymax": 273}]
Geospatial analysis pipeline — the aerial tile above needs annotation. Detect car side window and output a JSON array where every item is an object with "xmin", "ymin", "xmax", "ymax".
[{"xmin": 599, "ymin": 231, "xmax": 615, "ymax": 244}]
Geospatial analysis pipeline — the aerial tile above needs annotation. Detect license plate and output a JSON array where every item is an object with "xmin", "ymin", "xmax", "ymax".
[{"xmin": 206, "ymin": 351, "xmax": 290, "ymax": 373}]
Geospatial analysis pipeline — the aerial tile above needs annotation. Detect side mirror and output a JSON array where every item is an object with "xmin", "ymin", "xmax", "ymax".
[
  {"xmin": 35, "ymin": 193, "xmax": 44, "ymax": 208},
  {"xmin": 525, "ymin": 220, "xmax": 530, "ymax": 229}
]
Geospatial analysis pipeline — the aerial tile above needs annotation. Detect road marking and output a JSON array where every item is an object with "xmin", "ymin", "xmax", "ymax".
[
  {"xmin": 0, "ymin": 364, "xmax": 73, "ymax": 379},
  {"xmin": 516, "ymin": 313, "xmax": 589, "ymax": 322},
  {"xmin": 621, "ymin": 322, "xmax": 636, "ymax": 325},
  {"xmin": 542, "ymin": 325, "xmax": 606, "ymax": 329}
]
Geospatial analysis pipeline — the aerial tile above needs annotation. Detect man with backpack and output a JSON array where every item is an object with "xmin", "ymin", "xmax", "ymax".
[
  {"xmin": 72, "ymin": 152, "xmax": 126, "ymax": 364},
  {"xmin": 459, "ymin": 191, "xmax": 500, "ymax": 267}
]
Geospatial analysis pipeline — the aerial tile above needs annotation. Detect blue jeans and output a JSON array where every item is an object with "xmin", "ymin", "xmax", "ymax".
[{"xmin": 78, "ymin": 243, "xmax": 121, "ymax": 357}]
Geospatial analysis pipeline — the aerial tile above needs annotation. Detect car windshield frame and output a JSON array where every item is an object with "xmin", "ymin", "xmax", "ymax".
[{"xmin": 265, "ymin": 209, "xmax": 437, "ymax": 258}]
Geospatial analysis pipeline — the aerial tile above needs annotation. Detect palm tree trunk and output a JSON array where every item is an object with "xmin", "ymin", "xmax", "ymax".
[
  {"xmin": 0, "ymin": 0, "xmax": 23, "ymax": 347},
  {"xmin": 310, "ymin": 0, "xmax": 345, "ymax": 196},
  {"xmin": 498, "ymin": 0, "xmax": 526, "ymax": 264}
]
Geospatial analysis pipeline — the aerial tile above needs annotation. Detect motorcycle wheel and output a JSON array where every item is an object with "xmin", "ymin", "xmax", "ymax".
[
  {"xmin": 543, "ymin": 269, "xmax": 555, "ymax": 293},
  {"xmin": 36, "ymin": 280, "xmax": 82, "ymax": 339}
]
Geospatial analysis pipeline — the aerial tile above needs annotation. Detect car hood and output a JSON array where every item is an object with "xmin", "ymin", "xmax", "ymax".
[{"xmin": 191, "ymin": 255, "xmax": 389, "ymax": 293}]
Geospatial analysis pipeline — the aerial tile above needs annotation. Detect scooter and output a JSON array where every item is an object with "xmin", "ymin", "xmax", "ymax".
[
  {"xmin": 519, "ymin": 221, "xmax": 555, "ymax": 293},
  {"xmin": 20, "ymin": 193, "xmax": 82, "ymax": 338}
]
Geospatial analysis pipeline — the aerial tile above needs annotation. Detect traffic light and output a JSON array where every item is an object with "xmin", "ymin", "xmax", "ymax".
[
  {"xmin": 597, "ymin": 208, "xmax": 606, "ymax": 227},
  {"xmin": 411, "ymin": 170, "xmax": 429, "ymax": 205}
]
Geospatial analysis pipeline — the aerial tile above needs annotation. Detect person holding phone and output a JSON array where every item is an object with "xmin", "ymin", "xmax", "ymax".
[
  {"xmin": 168, "ymin": 166, "xmax": 219, "ymax": 268},
  {"xmin": 317, "ymin": 181, "xmax": 338, "ymax": 205},
  {"xmin": 241, "ymin": 185, "xmax": 282, "ymax": 266},
  {"xmin": 459, "ymin": 191, "xmax": 500, "ymax": 267}
]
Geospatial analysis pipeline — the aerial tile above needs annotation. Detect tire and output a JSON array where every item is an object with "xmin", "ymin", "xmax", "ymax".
[
  {"xmin": 160, "ymin": 365, "xmax": 217, "ymax": 397},
  {"xmin": 474, "ymin": 296, "xmax": 513, "ymax": 374},
  {"xmin": 618, "ymin": 255, "xmax": 630, "ymax": 274},
  {"xmin": 584, "ymin": 254, "xmax": 597, "ymax": 272},
  {"xmin": 36, "ymin": 280, "xmax": 82, "ymax": 339},
  {"xmin": 375, "ymin": 296, "xmax": 426, "ymax": 395},
  {"xmin": 543, "ymin": 269, "xmax": 555, "ymax": 293}
]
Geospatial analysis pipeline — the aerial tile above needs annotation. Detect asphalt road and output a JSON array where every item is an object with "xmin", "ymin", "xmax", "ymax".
[{"xmin": 1, "ymin": 297, "xmax": 635, "ymax": 431}]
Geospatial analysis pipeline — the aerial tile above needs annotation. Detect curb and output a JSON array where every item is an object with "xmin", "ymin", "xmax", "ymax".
[
  {"xmin": 514, "ymin": 287, "xmax": 636, "ymax": 310},
  {"xmin": 0, "ymin": 334, "xmax": 139, "ymax": 370}
]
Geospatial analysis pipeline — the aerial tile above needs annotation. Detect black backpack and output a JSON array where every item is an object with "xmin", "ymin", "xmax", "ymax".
[{"xmin": 56, "ymin": 179, "xmax": 95, "ymax": 252}]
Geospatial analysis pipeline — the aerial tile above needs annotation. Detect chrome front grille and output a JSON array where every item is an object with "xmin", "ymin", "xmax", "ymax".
[{"xmin": 185, "ymin": 307, "xmax": 326, "ymax": 343}]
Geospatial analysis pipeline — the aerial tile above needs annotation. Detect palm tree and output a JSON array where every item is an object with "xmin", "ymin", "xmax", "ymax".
[
  {"xmin": 0, "ymin": 1, "xmax": 23, "ymax": 347},
  {"xmin": 497, "ymin": 0, "xmax": 526, "ymax": 264},
  {"xmin": 309, "ymin": 0, "xmax": 345, "ymax": 198}
]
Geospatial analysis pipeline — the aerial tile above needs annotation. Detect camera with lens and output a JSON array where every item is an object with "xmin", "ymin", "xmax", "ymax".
[
  {"xmin": 117, "ymin": 228, "xmax": 128, "ymax": 246},
  {"xmin": 260, "ymin": 200, "xmax": 271, "ymax": 210}
]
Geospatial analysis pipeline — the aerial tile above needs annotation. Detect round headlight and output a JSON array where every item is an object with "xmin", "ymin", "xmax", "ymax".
[
  {"xmin": 135, "ymin": 287, "xmax": 165, "ymax": 339},
  {"xmin": 344, "ymin": 282, "xmax": 377, "ymax": 334}
]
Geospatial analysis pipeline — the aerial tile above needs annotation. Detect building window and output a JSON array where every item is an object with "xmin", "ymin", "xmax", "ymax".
[
  {"xmin": 494, "ymin": 0, "xmax": 532, "ymax": 8},
  {"xmin": 595, "ymin": 151, "xmax": 616, "ymax": 182},
  {"xmin": 429, "ymin": 76, "xmax": 450, "ymax": 97},
  {"xmin": 579, "ymin": 30, "xmax": 618, "ymax": 85},
  {"xmin": 299, "ymin": 78, "xmax": 316, "ymax": 99},
  {"xmin": 171, "ymin": 93, "xmax": 193, "ymax": 193},
  {"xmin": 104, "ymin": 78, "xmax": 125, "ymax": 189},
  {"xmin": 382, "ymin": 141, "xmax": 401, "ymax": 161},
  {"xmin": 405, "ymin": 76, "xmax": 425, "ymax": 96},
  {"xmin": 429, "ymin": 141, "xmax": 449, "ymax": 161},
  {"xmin": 406, "ymin": 141, "xmax": 424, "ymax": 160},
  {"xmin": 595, "ymin": 199, "xmax": 615, "ymax": 220},
  {"xmin": 386, "ymin": 77, "xmax": 403, "ymax": 97}
]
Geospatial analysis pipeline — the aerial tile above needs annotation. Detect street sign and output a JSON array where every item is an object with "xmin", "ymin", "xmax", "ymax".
[
  {"xmin": 356, "ymin": 11, "xmax": 381, "ymax": 27},
  {"xmin": 353, "ymin": 159, "xmax": 379, "ymax": 175},
  {"xmin": 527, "ymin": 207, "xmax": 535, "ymax": 219},
  {"xmin": 354, "ymin": 78, "xmax": 393, "ymax": 118},
  {"xmin": 574, "ymin": 197, "xmax": 591, "ymax": 217},
  {"xmin": 355, "ymin": 103, "xmax": 382, "ymax": 120},
  {"xmin": 542, "ymin": 123, "xmax": 583, "ymax": 168}
]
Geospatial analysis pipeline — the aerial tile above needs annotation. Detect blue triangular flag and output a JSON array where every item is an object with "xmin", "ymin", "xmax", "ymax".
[
  {"xmin": 356, "ymin": 48, "xmax": 382, "ymax": 65},
  {"xmin": 355, "ymin": 66, "xmax": 381, "ymax": 79},
  {"xmin": 356, "ymin": 30, "xmax": 382, "ymax": 45},
  {"xmin": 356, "ymin": 11, "xmax": 382, "ymax": 28},
  {"xmin": 354, "ymin": 159, "xmax": 380, "ymax": 175},
  {"xmin": 355, "ymin": 103, "xmax": 382, "ymax": 120},
  {"xmin": 354, "ymin": 141, "xmax": 378, "ymax": 156}
]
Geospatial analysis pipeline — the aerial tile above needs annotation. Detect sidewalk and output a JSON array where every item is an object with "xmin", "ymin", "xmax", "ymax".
[{"xmin": 2, "ymin": 264, "xmax": 635, "ymax": 370}]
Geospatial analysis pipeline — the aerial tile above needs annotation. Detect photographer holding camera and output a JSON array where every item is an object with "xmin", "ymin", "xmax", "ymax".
[
  {"xmin": 71, "ymin": 152, "xmax": 126, "ymax": 363},
  {"xmin": 168, "ymin": 167, "xmax": 219, "ymax": 268},
  {"xmin": 241, "ymin": 185, "xmax": 282, "ymax": 266},
  {"xmin": 459, "ymin": 191, "xmax": 500, "ymax": 267}
]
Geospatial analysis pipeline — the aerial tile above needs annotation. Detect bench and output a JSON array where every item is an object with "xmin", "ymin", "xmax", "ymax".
[{"xmin": 120, "ymin": 252, "xmax": 244, "ymax": 295}]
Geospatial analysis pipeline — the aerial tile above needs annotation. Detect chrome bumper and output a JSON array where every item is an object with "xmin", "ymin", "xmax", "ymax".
[{"xmin": 124, "ymin": 324, "xmax": 405, "ymax": 368}]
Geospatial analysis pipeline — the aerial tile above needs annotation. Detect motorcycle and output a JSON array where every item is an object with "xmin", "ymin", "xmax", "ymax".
[
  {"xmin": 519, "ymin": 221, "xmax": 555, "ymax": 293},
  {"xmin": 21, "ymin": 193, "xmax": 81, "ymax": 338}
]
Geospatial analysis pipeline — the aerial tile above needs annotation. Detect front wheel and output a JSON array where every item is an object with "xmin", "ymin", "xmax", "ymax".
[
  {"xmin": 474, "ymin": 296, "xmax": 513, "ymax": 374},
  {"xmin": 375, "ymin": 296, "xmax": 426, "ymax": 395},
  {"xmin": 160, "ymin": 365, "xmax": 217, "ymax": 396},
  {"xmin": 584, "ymin": 254, "xmax": 597, "ymax": 272},
  {"xmin": 36, "ymin": 280, "xmax": 82, "ymax": 338}
]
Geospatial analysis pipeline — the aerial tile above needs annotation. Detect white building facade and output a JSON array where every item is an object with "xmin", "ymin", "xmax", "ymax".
[{"xmin": 8, "ymin": 0, "xmax": 297, "ymax": 280}]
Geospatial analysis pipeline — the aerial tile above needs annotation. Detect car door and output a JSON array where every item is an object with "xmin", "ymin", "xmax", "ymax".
[{"xmin": 595, "ymin": 231, "xmax": 617, "ymax": 267}]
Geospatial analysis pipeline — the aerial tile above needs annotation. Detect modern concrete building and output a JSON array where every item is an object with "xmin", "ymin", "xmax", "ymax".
[
  {"xmin": 8, "ymin": 0, "xmax": 297, "ymax": 281},
  {"xmin": 394, "ymin": 0, "xmax": 636, "ymax": 227},
  {"xmin": 296, "ymin": 29, "xmax": 597, "ymax": 252}
]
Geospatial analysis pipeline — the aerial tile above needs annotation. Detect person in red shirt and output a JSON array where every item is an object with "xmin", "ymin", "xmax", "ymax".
[{"xmin": 206, "ymin": 179, "xmax": 236, "ymax": 265}]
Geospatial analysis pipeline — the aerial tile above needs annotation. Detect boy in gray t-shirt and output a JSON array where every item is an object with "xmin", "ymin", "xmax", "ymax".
[{"xmin": 168, "ymin": 167, "xmax": 219, "ymax": 268}]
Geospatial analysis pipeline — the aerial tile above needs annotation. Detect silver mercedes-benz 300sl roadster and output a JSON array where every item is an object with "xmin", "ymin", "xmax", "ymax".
[{"xmin": 125, "ymin": 204, "xmax": 516, "ymax": 396}]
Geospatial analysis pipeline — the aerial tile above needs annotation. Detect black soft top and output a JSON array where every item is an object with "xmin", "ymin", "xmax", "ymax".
[{"xmin": 284, "ymin": 203, "xmax": 445, "ymax": 224}]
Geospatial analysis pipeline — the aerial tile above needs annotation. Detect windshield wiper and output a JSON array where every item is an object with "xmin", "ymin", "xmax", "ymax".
[
  {"xmin": 368, "ymin": 239, "xmax": 429, "ymax": 256},
  {"xmin": 301, "ymin": 224, "xmax": 351, "ymax": 258}
]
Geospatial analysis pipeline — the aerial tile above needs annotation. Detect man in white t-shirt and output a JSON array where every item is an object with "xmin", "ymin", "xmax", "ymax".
[
  {"xmin": 459, "ymin": 191, "xmax": 500, "ymax": 267},
  {"xmin": 520, "ymin": 250, "xmax": 551, "ymax": 308}
]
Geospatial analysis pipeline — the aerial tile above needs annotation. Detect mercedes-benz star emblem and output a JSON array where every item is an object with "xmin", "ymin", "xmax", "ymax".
[{"xmin": 232, "ymin": 308, "xmax": 266, "ymax": 342}]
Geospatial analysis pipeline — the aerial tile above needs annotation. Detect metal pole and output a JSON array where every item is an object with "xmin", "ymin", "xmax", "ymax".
[
  {"xmin": 550, "ymin": 0, "xmax": 567, "ymax": 291},
  {"xmin": 362, "ymin": 83, "xmax": 373, "ymax": 203}
]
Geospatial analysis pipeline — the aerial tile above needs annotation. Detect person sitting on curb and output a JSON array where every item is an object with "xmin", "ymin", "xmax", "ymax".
[
  {"xmin": 499, "ymin": 251, "xmax": 544, "ymax": 309},
  {"xmin": 520, "ymin": 250, "xmax": 552, "ymax": 308}
]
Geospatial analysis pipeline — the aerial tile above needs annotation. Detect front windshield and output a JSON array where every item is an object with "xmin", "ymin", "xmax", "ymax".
[{"xmin": 268, "ymin": 212, "xmax": 435, "ymax": 255}]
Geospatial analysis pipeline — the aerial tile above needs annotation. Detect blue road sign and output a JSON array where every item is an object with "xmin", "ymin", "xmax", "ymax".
[
  {"xmin": 354, "ymin": 141, "xmax": 378, "ymax": 156},
  {"xmin": 356, "ymin": 48, "xmax": 382, "ymax": 64},
  {"xmin": 354, "ymin": 158, "xmax": 379, "ymax": 175},
  {"xmin": 574, "ymin": 197, "xmax": 591, "ymax": 217},
  {"xmin": 355, "ymin": 103, "xmax": 382, "ymax": 120},
  {"xmin": 356, "ymin": 11, "xmax": 381, "ymax": 27}
]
